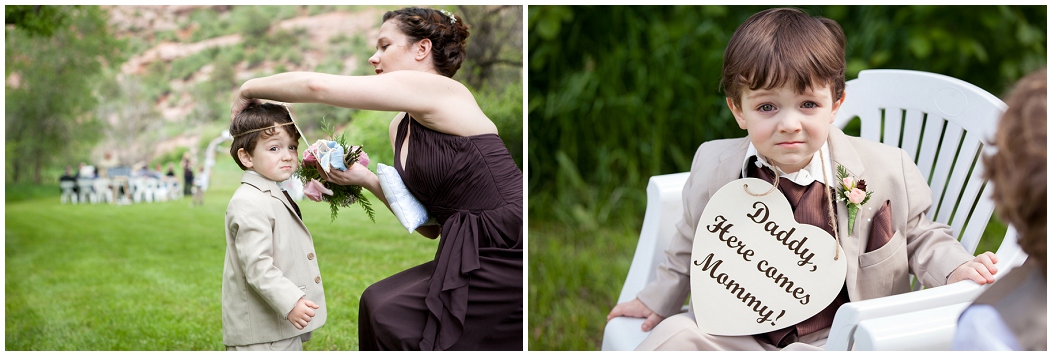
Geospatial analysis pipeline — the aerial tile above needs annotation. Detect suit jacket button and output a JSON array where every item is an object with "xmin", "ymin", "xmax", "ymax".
[
  {"xmin": 308, "ymin": 253, "xmax": 315, "ymax": 260},
  {"xmin": 315, "ymin": 276, "xmax": 321, "ymax": 284}
]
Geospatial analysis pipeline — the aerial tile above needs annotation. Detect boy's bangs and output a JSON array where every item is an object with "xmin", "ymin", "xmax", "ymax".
[
  {"xmin": 742, "ymin": 52, "xmax": 832, "ymax": 96},
  {"xmin": 258, "ymin": 120, "xmax": 301, "ymax": 142},
  {"xmin": 278, "ymin": 120, "xmax": 301, "ymax": 142}
]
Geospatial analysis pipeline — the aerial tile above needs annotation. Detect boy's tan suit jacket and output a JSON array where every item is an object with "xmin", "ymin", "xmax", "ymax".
[
  {"xmin": 222, "ymin": 171, "xmax": 326, "ymax": 346},
  {"xmin": 637, "ymin": 127, "xmax": 974, "ymax": 319}
]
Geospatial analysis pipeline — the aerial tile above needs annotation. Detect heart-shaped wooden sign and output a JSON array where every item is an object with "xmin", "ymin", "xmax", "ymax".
[{"xmin": 690, "ymin": 178, "xmax": 847, "ymax": 336}]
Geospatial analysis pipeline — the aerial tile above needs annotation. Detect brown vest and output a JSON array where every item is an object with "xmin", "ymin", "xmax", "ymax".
[{"xmin": 747, "ymin": 159, "xmax": 849, "ymax": 347}]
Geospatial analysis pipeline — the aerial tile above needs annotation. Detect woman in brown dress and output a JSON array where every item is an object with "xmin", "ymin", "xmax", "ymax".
[{"xmin": 229, "ymin": 7, "xmax": 522, "ymax": 351}]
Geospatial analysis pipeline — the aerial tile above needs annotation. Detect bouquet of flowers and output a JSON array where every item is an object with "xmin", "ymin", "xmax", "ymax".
[{"xmin": 297, "ymin": 120, "xmax": 375, "ymax": 222}]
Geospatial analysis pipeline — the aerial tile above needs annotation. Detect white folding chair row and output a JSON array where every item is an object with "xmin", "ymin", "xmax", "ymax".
[{"xmin": 128, "ymin": 177, "xmax": 183, "ymax": 203}]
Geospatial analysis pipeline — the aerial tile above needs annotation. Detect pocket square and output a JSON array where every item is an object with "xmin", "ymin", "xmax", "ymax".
[{"xmin": 866, "ymin": 200, "xmax": 893, "ymax": 252}]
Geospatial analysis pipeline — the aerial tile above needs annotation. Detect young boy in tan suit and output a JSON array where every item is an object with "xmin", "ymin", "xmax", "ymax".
[
  {"xmin": 607, "ymin": 7, "xmax": 999, "ymax": 350},
  {"xmin": 223, "ymin": 102, "xmax": 326, "ymax": 350}
]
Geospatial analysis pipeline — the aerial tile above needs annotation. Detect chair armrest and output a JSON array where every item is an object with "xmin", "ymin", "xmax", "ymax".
[
  {"xmin": 602, "ymin": 317, "xmax": 651, "ymax": 351},
  {"xmin": 603, "ymin": 172, "xmax": 689, "ymax": 351},
  {"xmin": 852, "ymin": 302, "xmax": 971, "ymax": 350},
  {"xmin": 824, "ymin": 281, "xmax": 982, "ymax": 350},
  {"xmin": 825, "ymin": 245, "xmax": 1028, "ymax": 351},
  {"xmin": 615, "ymin": 172, "xmax": 690, "ymax": 303}
]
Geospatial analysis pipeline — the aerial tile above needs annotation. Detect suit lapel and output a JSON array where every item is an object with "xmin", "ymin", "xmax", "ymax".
[
  {"xmin": 826, "ymin": 126, "xmax": 867, "ymax": 297},
  {"xmin": 710, "ymin": 138, "xmax": 750, "ymax": 198},
  {"xmin": 241, "ymin": 172, "xmax": 311, "ymax": 236}
]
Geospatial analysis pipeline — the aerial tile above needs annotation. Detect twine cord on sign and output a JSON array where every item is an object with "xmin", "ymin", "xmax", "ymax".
[
  {"xmin": 742, "ymin": 151, "xmax": 841, "ymax": 260},
  {"xmin": 819, "ymin": 150, "xmax": 841, "ymax": 260}
]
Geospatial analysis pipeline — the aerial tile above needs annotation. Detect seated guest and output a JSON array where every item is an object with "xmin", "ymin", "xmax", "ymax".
[
  {"xmin": 60, "ymin": 166, "xmax": 77, "ymax": 194},
  {"xmin": 952, "ymin": 68, "xmax": 1046, "ymax": 351}
]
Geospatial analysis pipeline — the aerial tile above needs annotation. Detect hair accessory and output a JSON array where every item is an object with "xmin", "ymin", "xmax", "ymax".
[
  {"xmin": 232, "ymin": 121, "xmax": 296, "ymax": 138},
  {"xmin": 439, "ymin": 9, "xmax": 456, "ymax": 24}
]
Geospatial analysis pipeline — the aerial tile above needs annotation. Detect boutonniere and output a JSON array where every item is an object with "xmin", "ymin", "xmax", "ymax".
[{"xmin": 835, "ymin": 165, "xmax": 872, "ymax": 234}]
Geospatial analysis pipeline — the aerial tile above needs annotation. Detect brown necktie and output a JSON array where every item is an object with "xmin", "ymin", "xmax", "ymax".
[
  {"xmin": 282, "ymin": 190, "xmax": 302, "ymax": 220},
  {"xmin": 747, "ymin": 158, "xmax": 849, "ymax": 347}
]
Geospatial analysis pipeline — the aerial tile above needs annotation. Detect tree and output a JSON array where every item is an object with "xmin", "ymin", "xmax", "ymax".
[
  {"xmin": 6, "ymin": 6, "xmax": 126, "ymax": 183},
  {"xmin": 5, "ymin": 5, "xmax": 68, "ymax": 37},
  {"xmin": 456, "ymin": 5, "xmax": 523, "ymax": 90}
]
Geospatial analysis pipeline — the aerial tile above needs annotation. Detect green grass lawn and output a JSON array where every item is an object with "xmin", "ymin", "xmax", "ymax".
[
  {"xmin": 5, "ymin": 157, "xmax": 438, "ymax": 350},
  {"xmin": 527, "ymin": 222, "xmax": 638, "ymax": 350}
]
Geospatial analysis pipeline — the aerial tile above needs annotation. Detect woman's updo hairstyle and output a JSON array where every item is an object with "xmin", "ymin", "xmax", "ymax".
[{"xmin": 383, "ymin": 7, "xmax": 470, "ymax": 78}]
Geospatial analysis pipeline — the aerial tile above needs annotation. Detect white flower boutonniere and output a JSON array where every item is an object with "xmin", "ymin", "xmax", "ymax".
[{"xmin": 835, "ymin": 165, "xmax": 873, "ymax": 234}]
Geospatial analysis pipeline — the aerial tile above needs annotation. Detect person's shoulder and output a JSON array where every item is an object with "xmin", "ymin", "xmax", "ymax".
[
  {"xmin": 841, "ymin": 134, "xmax": 899, "ymax": 153},
  {"xmin": 227, "ymin": 184, "xmax": 268, "ymax": 208},
  {"xmin": 835, "ymin": 131, "xmax": 908, "ymax": 169},
  {"xmin": 692, "ymin": 137, "xmax": 748, "ymax": 164},
  {"xmin": 697, "ymin": 137, "xmax": 747, "ymax": 153}
]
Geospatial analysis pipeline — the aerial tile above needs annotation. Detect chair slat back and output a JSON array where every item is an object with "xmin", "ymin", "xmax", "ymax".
[{"xmin": 833, "ymin": 69, "xmax": 1008, "ymax": 257}]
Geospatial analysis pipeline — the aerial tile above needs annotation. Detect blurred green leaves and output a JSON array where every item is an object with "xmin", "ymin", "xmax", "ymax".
[
  {"xmin": 528, "ymin": 5, "xmax": 1046, "ymax": 230},
  {"xmin": 6, "ymin": 6, "xmax": 127, "ymax": 183}
]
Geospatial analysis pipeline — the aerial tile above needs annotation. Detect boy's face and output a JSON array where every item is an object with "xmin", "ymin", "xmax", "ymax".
[
  {"xmin": 728, "ymin": 83, "xmax": 845, "ymax": 174},
  {"xmin": 237, "ymin": 125, "xmax": 299, "ymax": 182}
]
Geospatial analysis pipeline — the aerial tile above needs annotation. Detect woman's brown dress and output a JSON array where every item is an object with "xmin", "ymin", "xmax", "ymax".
[{"xmin": 358, "ymin": 114, "xmax": 523, "ymax": 350}]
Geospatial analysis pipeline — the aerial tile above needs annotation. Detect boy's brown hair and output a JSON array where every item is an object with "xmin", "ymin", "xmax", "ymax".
[
  {"xmin": 984, "ymin": 68, "xmax": 1046, "ymax": 268},
  {"xmin": 229, "ymin": 102, "xmax": 301, "ymax": 171},
  {"xmin": 721, "ymin": 7, "xmax": 846, "ymax": 109}
]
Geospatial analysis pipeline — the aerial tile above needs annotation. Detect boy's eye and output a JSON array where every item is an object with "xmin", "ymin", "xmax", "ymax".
[
  {"xmin": 757, "ymin": 104, "xmax": 775, "ymax": 112},
  {"xmin": 801, "ymin": 101, "xmax": 818, "ymax": 109},
  {"xmin": 289, "ymin": 145, "xmax": 298, "ymax": 151}
]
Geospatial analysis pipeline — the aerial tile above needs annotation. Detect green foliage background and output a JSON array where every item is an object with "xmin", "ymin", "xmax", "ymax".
[
  {"xmin": 6, "ymin": 5, "xmax": 523, "ymax": 184},
  {"xmin": 528, "ymin": 5, "xmax": 1045, "ymax": 350}
]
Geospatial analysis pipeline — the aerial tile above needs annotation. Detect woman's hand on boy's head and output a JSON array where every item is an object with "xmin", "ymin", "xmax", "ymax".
[
  {"xmin": 230, "ymin": 96, "xmax": 261, "ymax": 121},
  {"xmin": 948, "ymin": 251, "xmax": 999, "ymax": 285}
]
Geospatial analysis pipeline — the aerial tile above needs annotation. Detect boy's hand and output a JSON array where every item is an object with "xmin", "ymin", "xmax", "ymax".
[
  {"xmin": 607, "ymin": 298, "xmax": 666, "ymax": 332},
  {"xmin": 286, "ymin": 297, "xmax": 320, "ymax": 330},
  {"xmin": 948, "ymin": 251, "xmax": 998, "ymax": 285}
]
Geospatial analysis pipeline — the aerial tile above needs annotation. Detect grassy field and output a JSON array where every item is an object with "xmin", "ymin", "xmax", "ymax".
[
  {"xmin": 5, "ymin": 156, "xmax": 438, "ymax": 350},
  {"xmin": 527, "ymin": 223, "xmax": 638, "ymax": 350}
]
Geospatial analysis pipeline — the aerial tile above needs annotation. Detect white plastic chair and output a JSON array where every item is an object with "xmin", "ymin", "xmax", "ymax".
[
  {"xmin": 130, "ymin": 177, "xmax": 147, "ymax": 203},
  {"xmin": 60, "ymin": 181, "xmax": 78, "ymax": 204},
  {"xmin": 154, "ymin": 177, "xmax": 170, "ymax": 202},
  {"xmin": 602, "ymin": 70, "xmax": 1026, "ymax": 351},
  {"xmin": 93, "ymin": 177, "xmax": 114, "ymax": 204},
  {"xmin": 76, "ymin": 178, "xmax": 96, "ymax": 204},
  {"xmin": 169, "ymin": 178, "xmax": 183, "ymax": 201}
]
